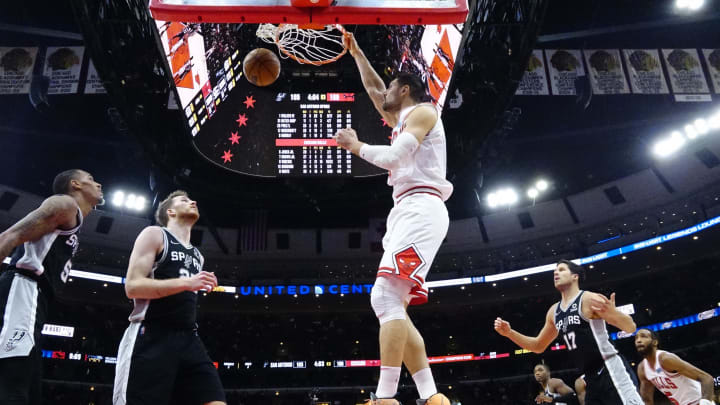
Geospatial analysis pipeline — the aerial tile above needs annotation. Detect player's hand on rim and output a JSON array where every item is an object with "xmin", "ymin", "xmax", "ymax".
[
  {"xmin": 186, "ymin": 271, "xmax": 218, "ymax": 292},
  {"xmin": 494, "ymin": 317, "xmax": 511, "ymax": 336},
  {"xmin": 343, "ymin": 32, "xmax": 359, "ymax": 57}
]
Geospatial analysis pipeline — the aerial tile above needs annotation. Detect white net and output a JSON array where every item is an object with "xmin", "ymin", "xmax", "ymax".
[{"xmin": 256, "ymin": 23, "xmax": 347, "ymax": 66}]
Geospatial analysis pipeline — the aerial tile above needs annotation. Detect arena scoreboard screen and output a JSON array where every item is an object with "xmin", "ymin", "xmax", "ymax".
[{"xmin": 152, "ymin": 21, "xmax": 463, "ymax": 177}]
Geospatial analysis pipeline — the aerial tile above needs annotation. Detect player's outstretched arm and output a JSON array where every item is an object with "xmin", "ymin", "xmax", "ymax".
[
  {"xmin": 493, "ymin": 305, "xmax": 559, "ymax": 353},
  {"xmin": 636, "ymin": 363, "xmax": 655, "ymax": 405},
  {"xmin": 344, "ymin": 32, "xmax": 398, "ymax": 127},
  {"xmin": 586, "ymin": 292, "xmax": 636, "ymax": 333},
  {"xmin": 0, "ymin": 195, "xmax": 78, "ymax": 260},
  {"xmin": 124, "ymin": 226, "xmax": 217, "ymax": 299},
  {"xmin": 658, "ymin": 352, "xmax": 715, "ymax": 402}
]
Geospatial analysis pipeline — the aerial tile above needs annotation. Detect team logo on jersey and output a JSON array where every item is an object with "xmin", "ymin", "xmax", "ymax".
[
  {"xmin": 4, "ymin": 329, "xmax": 28, "ymax": 352},
  {"xmin": 184, "ymin": 255, "xmax": 194, "ymax": 270},
  {"xmin": 570, "ymin": 303, "xmax": 578, "ymax": 311}
]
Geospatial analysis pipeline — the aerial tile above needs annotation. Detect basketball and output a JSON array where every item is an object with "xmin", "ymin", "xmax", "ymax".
[
  {"xmin": 425, "ymin": 393, "xmax": 451, "ymax": 405},
  {"xmin": 242, "ymin": 48, "xmax": 281, "ymax": 87}
]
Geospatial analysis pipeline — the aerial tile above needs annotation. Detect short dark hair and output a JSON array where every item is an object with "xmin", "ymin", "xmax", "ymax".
[
  {"xmin": 52, "ymin": 169, "xmax": 84, "ymax": 195},
  {"xmin": 535, "ymin": 363, "xmax": 550, "ymax": 372},
  {"xmin": 155, "ymin": 190, "xmax": 189, "ymax": 227},
  {"xmin": 557, "ymin": 259, "xmax": 586, "ymax": 282},
  {"xmin": 393, "ymin": 72, "xmax": 427, "ymax": 102},
  {"xmin": 638, "ymin": 328, "xmax": 660, "ymax": 345}
]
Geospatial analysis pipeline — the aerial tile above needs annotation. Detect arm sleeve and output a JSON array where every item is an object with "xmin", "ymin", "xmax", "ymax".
[{"xmin": 358, "ymin": 131, "xmax": 420, "ymax": 170}]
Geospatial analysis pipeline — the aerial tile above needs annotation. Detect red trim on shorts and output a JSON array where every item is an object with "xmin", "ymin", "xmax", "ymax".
[
  {"xmin": 394, "ymin": 186, "xmax": 443, "ymax": 202},
  {"xmin": 376, "ymin": 271, "xmax": 429, "ymax": 306}
]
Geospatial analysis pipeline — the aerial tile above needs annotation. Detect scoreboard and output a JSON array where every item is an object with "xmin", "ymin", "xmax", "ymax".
[
  {"xmin": 276, "ymin": 93, "xmax": 356, "ymax": 176},
  {"xmin": 191, "ymin": 82, "xmax": 390, "ymax": 178}
]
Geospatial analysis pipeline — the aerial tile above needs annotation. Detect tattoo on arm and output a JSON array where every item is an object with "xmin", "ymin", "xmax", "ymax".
[{"xmin": 0, "ymin": 196, "xmax": 75, "ymax": 259}]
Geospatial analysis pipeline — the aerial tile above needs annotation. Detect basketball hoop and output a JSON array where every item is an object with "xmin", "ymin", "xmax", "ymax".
[{"xmin": 256, "ymin": 23, "xmax": 348, "ymax": 66}]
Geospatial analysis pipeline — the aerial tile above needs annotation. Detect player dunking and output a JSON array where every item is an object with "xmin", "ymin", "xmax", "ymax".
[
  {"xmin": 533, "ymin": 363, "xmax": 577, "ymax": 405},
  {"xmin": 113, "ymin": 191, "xmax": 225, "ymax": 405},
  {"xmin": 635, "ymin": 328, "xmax": 715, "ymax": 405},
  {"xmin": 334, "ymin": 33, "xmax": 453, "ymax": 405},
  {"xmin": 0, "ymin": 169, "xmax": 103, "ymax": 405},
  {"xmin": 494, "ymin": 260, "xmax": 644, "ymax": 405}
]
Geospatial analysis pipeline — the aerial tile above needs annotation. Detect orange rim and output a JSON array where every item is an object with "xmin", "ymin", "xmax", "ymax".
[{"xmin": 275, "ymin": 24, "xmax": 348, "ymax": 65}]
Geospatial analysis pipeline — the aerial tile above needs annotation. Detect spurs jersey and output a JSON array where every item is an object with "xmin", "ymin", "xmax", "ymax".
[
  {"xmin": 6, "ymin": 207, "xmax": 83, "ymax": 293},
  {"xmin": 388, "ymin": 104, "xmax": 453, "ymax": 202},
  {"xmin": 641, "ymin": 350, "xmax": 701, "ymax": 405},
  {"xmin": 554, "ymin": 291, "xmax": 618, "ymax": 374},
  {"xmin": 128, "ymin": 227, "xmax": 204, "ymax": 329}
]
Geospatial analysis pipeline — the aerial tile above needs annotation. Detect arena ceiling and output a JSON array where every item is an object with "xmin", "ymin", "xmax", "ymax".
[{"xmin": 1, "ymin": 0, "xmax": 719, "ymax": 228}]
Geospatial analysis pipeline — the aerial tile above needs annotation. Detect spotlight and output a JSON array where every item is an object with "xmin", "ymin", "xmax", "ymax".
[
  {"xmin": 527, "ymin": 188, "xmax": 539, "ymax": 199},
  {"xmin": 693, "ymin": 118, "xmax": 709, "ymax": 135},
  {"xmin": 112, "ymin": 191, "xmax": 125, "ymax": 207},
  {"xmin": 684, "ymin": 124, "xmax": 697, "ymax": 139},
  {"xmin": 536, "ymin": 179, "xmax": 548, "ymax": 191}
]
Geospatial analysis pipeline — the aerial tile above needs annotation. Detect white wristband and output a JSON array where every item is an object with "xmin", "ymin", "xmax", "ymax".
[{"xmin": 699, "ymin": 400, "xmax": 715, "ymax": 405}]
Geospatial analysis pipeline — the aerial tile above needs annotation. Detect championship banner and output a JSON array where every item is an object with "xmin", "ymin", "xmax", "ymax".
[
  {"xmin": 546, "ymin": 49, "xmax": 585, "ymax": 95},
  {"xmin": 84, "ymin": 59, "xmax": 107, "ymax": 94},
  {"xmin": 702, "ymin": 49, "xmax": 720, "ymax": 94},
  {"xmin": 583, "ymin": 49, "xmax": 630, "ymax": 94},
  {"xmin": 0, "ymin": 47, "xmax": 38, "ymax": 94},
  {"xmin": 516, "ymin": 50, "xmax": 549, "ymax": 95},
  {"xmin": 44, "ymin": 46, "xmax": 85, "ymax": 94},
  {"xmin": 662, "ymin": 49, "xmax": 710, "ymax": 95},
  {"xmin": 622, "ymin": 49, "xmax": 669, "ymax": 94}
]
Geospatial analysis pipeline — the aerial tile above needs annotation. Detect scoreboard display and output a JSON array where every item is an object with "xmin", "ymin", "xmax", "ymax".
[{"xmin": 190, "ymin": 78, "xmax": 391, "ymax": 177}]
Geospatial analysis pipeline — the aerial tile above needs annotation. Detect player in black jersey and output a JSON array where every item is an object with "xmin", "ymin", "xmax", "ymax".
[
  {"xmin": 0, "ymin": 169, "xmax": 103, "ymax": 405},
  {"xmin": 494, "ymin": 259, "xmax": 643, "ymax": 405},
  {"xmin": 113, "ymin": 191, "xmax": 225, "ymax": 405},
  {"xmin": 533, "ymin": 363, "xmax": 577, "ymax": 405}
]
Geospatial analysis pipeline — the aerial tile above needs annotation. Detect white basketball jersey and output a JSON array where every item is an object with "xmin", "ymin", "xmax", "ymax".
[
  {"xmin": 642, "ymin": 350, "xmax": 701, "ymax": 405},
  {"xmin": 388, "ymin": 104, "xmax": 453, "ymax": 202}
]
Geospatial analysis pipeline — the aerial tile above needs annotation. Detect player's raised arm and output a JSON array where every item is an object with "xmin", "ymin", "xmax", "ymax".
[
  {"xmin": 344, "ymin": 32, "xmax": 398, "ymax": 127},
  {"xmin": 585, "ymin": 292, "xmax": 636, "ymax": 333},
  {"xmin": 494, "ymin": 305, "xmax": 559, "ymax": 353},
  {"xmin": 658, "ymin": 352, "xmax": 715, "ymax": 403},
  {"xmin": 0, "ymin": 195, "xmax": 78, "ymax": 259},
  {"xmin": 124, "ymin": 226, "xmax": 217, "ymax": 299}
]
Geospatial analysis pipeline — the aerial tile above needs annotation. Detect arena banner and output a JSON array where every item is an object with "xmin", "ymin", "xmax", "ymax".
[
  {"xmin": 0, "ymin": 47, "xmax": 38, "ymax": 94},
  {"xmin": 583, "ymin": 49, "xmax": 630, "ymax": 94},
  {"xmin": 44, "ymin": 46, "xmax": 85, "ymax": 94},
  {"xmin": 84, "ymin": 59, "xmax": 106, "ymax": 94},
  {"xmin": 545, "ymin": 49, "xmax": 585, "ymax": 95},
  {"xmin": 662, "ymin": 48, "xmax": 710, "ymax": 99},
  {"xmin": 702, "ymin": 49, "xmax": 720, "ymax": 94},
  {"xmin": 516, "ymin": 50, "xmax": 550, "ymax": 95},
  {"xmin": 622, "ymin": 49, "xmax": 669, "ymax": 94}
]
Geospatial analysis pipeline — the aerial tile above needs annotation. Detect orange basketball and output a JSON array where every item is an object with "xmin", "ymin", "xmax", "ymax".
[
  {"xmin": 242, "ymin": 48, "xmax": 281, "ymax": 87},
  {"xmin": 425, "ymin": 393, "xmax": 451, "ymax": 405}
]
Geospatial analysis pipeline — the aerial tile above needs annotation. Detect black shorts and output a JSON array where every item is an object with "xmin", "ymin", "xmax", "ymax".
[
  {"xmin": 113, "ymin": 323, "xmax": 225, "ymax": 405},
  {"xmin": 0, "ymin": 271, "xmax": 47, "ymax": 405},
  {"xmin": 584, "ymin": 354, "xmax": 643, "ymax": 405}
]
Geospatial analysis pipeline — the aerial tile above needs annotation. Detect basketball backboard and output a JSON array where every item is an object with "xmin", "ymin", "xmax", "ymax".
[{"xmin": 149, "ymin": 0, "xmax": 468, "ymax": 25}]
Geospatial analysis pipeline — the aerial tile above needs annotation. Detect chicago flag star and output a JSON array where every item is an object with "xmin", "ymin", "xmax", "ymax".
[
  {"xmin": 229, "ymin": 131, "xmax": 241, "ymax": 144},
  {"xmin": 221, "ymin": 150, "xmax": 233, "ymax": 163},
  {"xmin": 236, "ymin": 113, "xmax": 248, "ymax": 127},
  {"xmin": 243, "ymin": 95, "xmax": 256, "ymax": 109}
]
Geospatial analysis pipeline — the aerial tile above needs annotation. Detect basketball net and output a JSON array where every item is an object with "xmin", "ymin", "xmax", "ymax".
[{"xmin": 256, "ymin": 23, "xmax": 347, "ymax": 66}]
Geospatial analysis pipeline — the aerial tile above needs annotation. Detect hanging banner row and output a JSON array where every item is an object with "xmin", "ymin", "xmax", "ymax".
[
  {"xmin": 0, "ymin": 46, "xmax": 106, "ymax": 95},
  {"xmin": 517, "ymin": 48, "xmax": 720, "ymax": 101}
]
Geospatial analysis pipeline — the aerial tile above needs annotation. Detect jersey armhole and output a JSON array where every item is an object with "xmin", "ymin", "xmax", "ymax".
[
  {"xmin": 154, "ymin": 228, "xmax": 169, "ymax": 267},
  {"xmin": 577, "ymin": 291, "xmax": 592, "ymax": 322}
]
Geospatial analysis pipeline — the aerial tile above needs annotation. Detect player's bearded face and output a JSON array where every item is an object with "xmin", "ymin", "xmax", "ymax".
[
  {"xmin": 382, "ymin": 81, "xmax": 401, "ymax": 112},
  {"xmin": 172, "ymin": 198, "xmax": 200, "ymax": 221},
  {"xmin": 634, "ymin": 331, "xmax": 654, "ymax": 355},
  {"xmin": 553, "ymin": 265, "xmax": 574, "ymax": 288}
]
